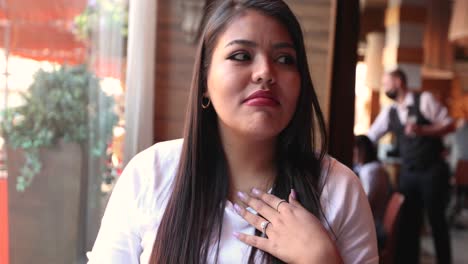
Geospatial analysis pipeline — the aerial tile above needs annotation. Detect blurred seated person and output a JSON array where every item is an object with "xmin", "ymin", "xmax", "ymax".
[
  {"xmin": 447, "ymin": 112, "xmax": 468, "ymax": 228},
  {"xmin": 354, "ymin": 135, "xmax": 393, "ymax": 250}
]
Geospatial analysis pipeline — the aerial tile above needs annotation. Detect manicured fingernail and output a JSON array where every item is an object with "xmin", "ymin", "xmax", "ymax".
[
  {"xmin": 237, "ymin": 191, "xmax": 248, "ymax": 201},
  {"xmin": 291, "ymin": 189, "xmax": 297, "ymax": 200},
  {"xmin": 251, "ymin": 188, "xmax": 261, "ymax": 196},
  {"xmin": 233, "ymin": 231, "xmax": 240, "ymax": 238},
  {"xmin": 234, "ymin": 203, "xmax": 242, "ymax": 213}
]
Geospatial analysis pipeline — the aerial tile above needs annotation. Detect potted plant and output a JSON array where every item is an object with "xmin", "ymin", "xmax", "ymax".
[
  {"xmin": 1, "ymin": 64, "xmax": 118, "ymax": 264},
  {"xmin": 2, "ymin": 64, "xmax": 118, "ymax": 190}
]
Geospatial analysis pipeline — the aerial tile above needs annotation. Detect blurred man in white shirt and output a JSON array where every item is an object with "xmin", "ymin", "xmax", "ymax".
[{"xmin": 368, "ymin": 69, "xmax": 455, "ymax": 264}]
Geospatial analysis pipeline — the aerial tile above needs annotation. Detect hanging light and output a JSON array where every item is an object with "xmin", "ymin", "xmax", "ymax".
[{"xmin": 449, "ymin": 0, "xmax": 468, "ymax": 46}]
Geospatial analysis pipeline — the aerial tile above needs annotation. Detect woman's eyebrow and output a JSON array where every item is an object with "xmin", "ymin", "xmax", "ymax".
[
  {"xmin": 225, "ymin": 39, "xmax": 295, "ymax": 51},
  {"xmin": 225, "ymin": 39, "xmax": 257, "ymax": 48}
]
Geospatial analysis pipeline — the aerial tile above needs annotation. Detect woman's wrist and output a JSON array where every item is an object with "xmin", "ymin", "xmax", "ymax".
[{"xmin": 296, "ymin": 238, "xmax": 342, "ymax": 264}]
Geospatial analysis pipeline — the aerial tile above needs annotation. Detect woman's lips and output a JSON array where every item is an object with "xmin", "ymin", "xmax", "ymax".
[
  {"xmin": 244, "ymin": 97, "xmax": 279, "ymax": 106},
  {"xmin": 243, "ymin": 90, "xmax": 280, "ymax": 107}
]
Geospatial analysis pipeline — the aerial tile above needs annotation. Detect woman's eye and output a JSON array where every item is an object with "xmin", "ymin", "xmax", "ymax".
[
  {"xmin": 277, "ymin": 55, "xmax": 296, "ymax": 65},
  {"xmin": 228, "ymin": 52, "xmax": 251, "ymax": 61}
]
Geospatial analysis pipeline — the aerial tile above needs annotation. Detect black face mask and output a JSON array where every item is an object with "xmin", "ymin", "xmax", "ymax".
[{"xmin": 385, "ymin": 90, "xmax": 398, "ymax": 100}]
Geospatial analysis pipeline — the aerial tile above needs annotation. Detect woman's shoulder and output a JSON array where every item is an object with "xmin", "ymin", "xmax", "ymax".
[
  {"xmin": 319, "ymin": 155, "xmax": 368, "ymax": 222},
  {"xmin": 119, "ymin": 139, "xmax": 184, "ymax": 210},
  {"xmin": 319, "ymin": 156, "xmax": 379, "ymax": 263},
  {"xmin": 319, "ymin": 155, "xmax": 362, "ymax": 192},
  {"xmin": 131, "ymin": 138, "xmax": 183, "ymax": 163},
  {"xmin": 318, "ymin": 155, "xmax": 370, "ymax": 230},
  {"xmin": 126, "ymin": 138, "xmax": 183, "ymax": 175}
]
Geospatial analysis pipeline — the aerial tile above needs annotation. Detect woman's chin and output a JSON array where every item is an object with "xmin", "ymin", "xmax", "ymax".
[{"xmin": 240, "ymin": 126, "xmax": 284, "ymax": 141}]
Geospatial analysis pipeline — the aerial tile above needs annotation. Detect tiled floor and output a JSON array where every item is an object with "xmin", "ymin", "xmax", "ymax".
[{"xmin": 421, "ymin": 209, "xmax": 468, "ymax": 264}]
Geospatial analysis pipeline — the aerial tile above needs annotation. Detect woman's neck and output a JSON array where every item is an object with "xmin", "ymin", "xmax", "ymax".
[{"xmin": 219, "ymin": 129, "xmax": 277, "ymax": 204}]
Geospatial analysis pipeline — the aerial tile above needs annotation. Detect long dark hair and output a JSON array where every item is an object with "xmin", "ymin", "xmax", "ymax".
[
  {"xmin": 354, "ymin": 135, "xmax": 378, "ymax": 164},
  {"xmin": 150, "ymin": 0, "xmax": 329, "ymax": 263}
]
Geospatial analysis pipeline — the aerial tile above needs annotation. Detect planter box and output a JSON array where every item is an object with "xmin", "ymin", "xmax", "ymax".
[{"xmin": 7, "ymin": 142, "xmax": 84, "ymax": 264}]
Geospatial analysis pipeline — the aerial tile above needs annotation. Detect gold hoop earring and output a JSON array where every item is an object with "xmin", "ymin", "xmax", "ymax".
[{"xmin": 201, "ymin": 97, "xmax": 211, "ymax": 109}]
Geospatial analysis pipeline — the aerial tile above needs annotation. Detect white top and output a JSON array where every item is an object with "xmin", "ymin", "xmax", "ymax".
[
  {"xmin": 87, "ymin": 139, "xmax": 379, "ymax": 264},
  {"xmin": 447, "ymin": 122, "xmax": 468, "ymax": 171},
  {"xmin": 358, "ymin": 161, "xmax": 391, "ymax": 222},
  {"xmin": 359, "ymin": 161, "xmax": 388, "ymax": 195},
  {"xmin": 368, "ymin": 91, "xmax": 452, "ymax": 142}
]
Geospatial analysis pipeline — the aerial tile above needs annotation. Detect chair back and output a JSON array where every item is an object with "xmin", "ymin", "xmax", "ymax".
[
  {"xmin": 455, "ymin": 160, "xmax": 468, "ymax": 185},
  {"xmin": 380, "ymin": 192, "xmax": 405, "ymax": 264}
]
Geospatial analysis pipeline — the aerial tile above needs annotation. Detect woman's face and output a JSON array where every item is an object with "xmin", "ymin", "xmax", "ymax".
[{"xmin": 206, "ymin": 10, "xmax": 301, "ymax": 141}]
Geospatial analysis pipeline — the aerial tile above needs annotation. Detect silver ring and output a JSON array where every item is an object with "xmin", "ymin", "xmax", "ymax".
[
  {"xmin": 276, "ymin": 200, "xmax": 287, "ymax": 212},
  {"xmin": 260, "ymin": 220, "xmax": 270, "ymax": 237}
]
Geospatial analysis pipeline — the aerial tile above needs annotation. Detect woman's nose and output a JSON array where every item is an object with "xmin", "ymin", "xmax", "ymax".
[{"xmin": 251, "ymin": 57, "xmax": 276, "ymax": 85}]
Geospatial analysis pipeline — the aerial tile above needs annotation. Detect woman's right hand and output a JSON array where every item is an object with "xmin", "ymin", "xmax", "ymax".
[{"xmin": 233, "ymin": 189, "xmax": 343, "ymax": 264}]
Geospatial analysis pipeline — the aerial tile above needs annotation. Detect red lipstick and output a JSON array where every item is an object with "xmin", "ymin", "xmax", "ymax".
[{"xmin": 243, "ymin": 90, "xmax": 279, "ymax": 107}]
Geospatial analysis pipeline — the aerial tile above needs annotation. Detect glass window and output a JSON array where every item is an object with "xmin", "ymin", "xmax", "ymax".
[{"xmin": 0, "ymin": 0, "xmax": 128, "ymax": 263}]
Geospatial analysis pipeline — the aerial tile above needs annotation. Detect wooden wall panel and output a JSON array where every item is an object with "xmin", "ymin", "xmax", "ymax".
[
  {"xmin": 423, "ymin": 0, "xmax": 453, "ymax": 73},
  {"xmin": 421, "ymin": 78, "xmax": 452, "ymax": 111},
  {"xmin": 359, "ymin": 7, "xmax": 385, "ymax": 41},
  {"xmin": 154, "ymin": 0, "xmax": 195, "ymax": 142},
  {"xmin": 286, "ymin": 0, "xmax": 335, "ymax": 125},
  {"xmin": 449, "ymin": 77, "xmax": 468, "ymax": 119},
  {"xmin": 385, "ymin": 4, "xmax": 426, "ymax": 26}
]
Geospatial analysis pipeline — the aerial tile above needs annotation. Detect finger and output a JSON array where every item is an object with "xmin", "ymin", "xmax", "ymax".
[
  {"xmin": 234, "ymin": 203, "xmax": 273, "ymax": 235},
  {"xmin": 238, "ymin": 191, "xmax": 278, "ymax": 221},
  {"xmin": 250, "ymin": 188, "xmax": 290, "ymax": 213},
  {"xmin": 288, "ymin": 189, "xmax": 301, "ymax": 207},
  {"xmin": 233, "ymin": 232, "xmax": 272, "ymax": 253}
]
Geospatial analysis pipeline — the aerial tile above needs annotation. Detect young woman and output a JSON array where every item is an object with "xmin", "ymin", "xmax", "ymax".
[
  {"xmin": 88, "ymin": 0, "xmax": 378, "ymax": 263},
  {"xmin": 353, "ymin": 135, "xmax": 392, "ymax": 250}
]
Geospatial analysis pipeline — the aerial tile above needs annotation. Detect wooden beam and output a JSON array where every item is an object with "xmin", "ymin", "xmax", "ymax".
[{"xmin": 328, "ymin": 0, "xmax": 359, "ymax": 167}]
